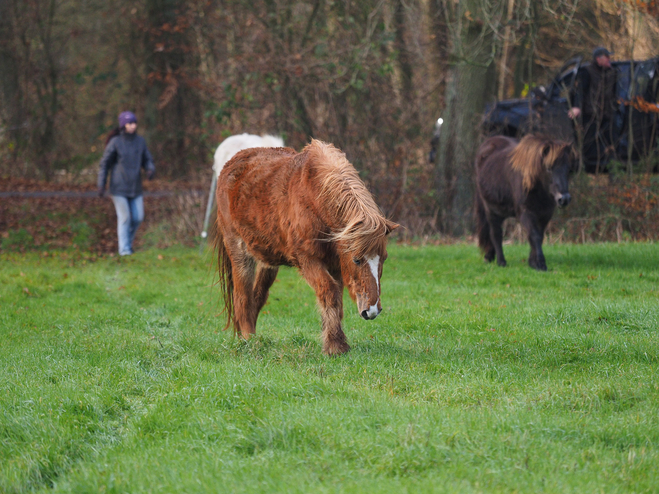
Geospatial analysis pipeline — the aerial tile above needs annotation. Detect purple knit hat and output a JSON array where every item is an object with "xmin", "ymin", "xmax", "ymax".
[{"xmin": 118, "ymin": 111, "xmax": 137, "ymax": 128}]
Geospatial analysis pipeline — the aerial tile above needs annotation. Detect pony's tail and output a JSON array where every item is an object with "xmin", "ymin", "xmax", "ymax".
[
  {"xmin": 213, "ymin": 222, "xmax": 235, "ymax": 333},
  {"xmin": 475, "ymin": 193, "xmax": 493, "ymax": 254}
]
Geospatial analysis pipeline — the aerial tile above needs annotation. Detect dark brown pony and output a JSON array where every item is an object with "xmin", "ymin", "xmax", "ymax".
[
  {"xmin": 475, "ymin": 135, "xmax": 575, "ymax": 271},
  {"xmin": 215, "ymin": 139, "xmax": 398, "ymax": 355}
]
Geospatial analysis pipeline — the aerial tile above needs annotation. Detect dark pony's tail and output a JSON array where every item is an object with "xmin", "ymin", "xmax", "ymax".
[
  {"xmin": 475, "ymin": 192, "xmax": 493, "ymax": 255},
  {"xmin": 213, "ymin": 218, "xmax": 235, "ymax": 332},
  {"xmin": 105, "ymin": 126, "xmax": 121, "ymax": 146}
]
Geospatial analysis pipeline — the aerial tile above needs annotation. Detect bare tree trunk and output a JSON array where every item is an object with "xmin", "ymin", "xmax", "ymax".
[
  {"xmin": 498, "ymin": 0, "xmax": 515, "ymax": 101},
  {"xmin": 0, "ymin": 1, "xmax": 27, "ymax": 162},
  {"xmin": 435, "ymin": 0, "xmax": 496, "ymax": 236},
  {"xmin": 512, "ymin": 1, "xmax": 536, "ymax": 98},
  {"xmin": 29, "ymin": 0, "xmax": 62, "ymax": 180},
  {"xmin": 393, "ymin": 0, "xmax": 415, "ymax": 107},
  {"xmin": 144, "ymin": 0, "xmax": 203, "ymax": 177},
  {"xmin": 626, "ymin": 5, "xmax": 640, "ymax": 178}
]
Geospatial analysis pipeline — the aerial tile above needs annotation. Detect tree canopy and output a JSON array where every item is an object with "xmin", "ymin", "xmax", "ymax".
[{"xmin": 1, "ymin": 0, "xmax": 658, "ymax": 234}]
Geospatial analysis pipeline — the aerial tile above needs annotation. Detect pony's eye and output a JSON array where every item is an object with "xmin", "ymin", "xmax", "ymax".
[{"xmin": 353, "ymin": 258, "xmax": 362, "ymax": 266}]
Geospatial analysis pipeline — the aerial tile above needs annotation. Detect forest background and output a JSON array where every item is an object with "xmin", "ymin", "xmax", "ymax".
[{"xmin": 2, "ymin": 0, "xmax": 659, "ymax": 249}]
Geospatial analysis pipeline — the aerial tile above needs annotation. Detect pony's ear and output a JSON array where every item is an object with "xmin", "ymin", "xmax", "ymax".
[{"xmin": 385, "ymin": 220, "xmax": 400, "ymax": 235}]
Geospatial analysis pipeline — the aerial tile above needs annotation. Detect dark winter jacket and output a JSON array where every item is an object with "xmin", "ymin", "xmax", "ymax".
[
  {"xmin": 97, "ymin": 132, "xmax": 155, "ymax": 198},
  {"xmin": 573, "ymin": 62, "xmax": 618, "ymax": 121}
]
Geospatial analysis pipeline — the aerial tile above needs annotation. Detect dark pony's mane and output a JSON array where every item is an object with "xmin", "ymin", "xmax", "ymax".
[
  {"xmin": 510, "ymin": 135, "xmax": 572, "ymax": 190},
  {"xmin": 304, "ymin": 139, "xmax": 389, "ymax": 257}
]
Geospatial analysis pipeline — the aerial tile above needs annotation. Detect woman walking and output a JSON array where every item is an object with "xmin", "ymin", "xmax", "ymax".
[{"xmin": 98, "ymin": 111, "xmax": 155, "ymax": 256}]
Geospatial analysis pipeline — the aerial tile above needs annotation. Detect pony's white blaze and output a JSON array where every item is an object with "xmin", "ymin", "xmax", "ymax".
[
  {"xmin": 366, "ymin": 255, "xmax": 380, "ymax": 291},
  {"xmin": 365, "ymin": 255, "xmax": 381, "ymax": 319}
]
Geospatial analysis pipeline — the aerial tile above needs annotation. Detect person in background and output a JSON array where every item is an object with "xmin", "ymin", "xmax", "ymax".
[
  {"xmin": 568, "ymin": 46, "xmax": 618, "ymax": 166},
  {"xmin": 98, "ymin": 111, "xmax": 155, "ymax": 256}
]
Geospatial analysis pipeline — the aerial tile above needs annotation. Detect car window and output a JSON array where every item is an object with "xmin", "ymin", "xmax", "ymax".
[
  {"xmin": 632, "ymin": 59, "xmax": 657, "ymax": 99},
  {"xmin": 557, "ymin": 72, "xmax": 575, "ymax": 96},
  {"xmin": 547, "ymin": 58, "xmax": 582, "ymax": 101},
  {"xmin": 549, "ymin": 72, "xmax": 575, "ymax": 100}
]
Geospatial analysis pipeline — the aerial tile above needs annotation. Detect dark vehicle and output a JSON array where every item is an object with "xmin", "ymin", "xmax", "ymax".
[{"xmin": 481, "ymin": 56, "xmax": 659, "ymax": 172}]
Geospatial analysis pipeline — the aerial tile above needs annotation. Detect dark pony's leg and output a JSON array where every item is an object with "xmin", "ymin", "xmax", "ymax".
[
  {"xmin": 520, "ymin": 211, "xmax": 547, "ymax": 271},
  {"xmin": 226, "ymin": 239, "xmax": 258, "ymax": 338},
  {"xmin": 487, "ymin": 212, "xmax": 507, "ymax": 267},
  {"xmin": 300, "ymin": 261, "xmax": 349, "ymax": 356},
  {"xmin": 475, "ymin": 193, "xmax": 495, "ymax": 262},
  {"xmin": 252, "ymin": 263, "xmax": 279, "ymax": 326}
]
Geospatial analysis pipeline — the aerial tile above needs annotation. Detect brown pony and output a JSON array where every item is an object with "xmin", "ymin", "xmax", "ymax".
[
  {"xmin": 475, "ymin": 135, "xmax": 575, "ymax": 271},
  {"xmin": 215, "ymin": 139, "xmax": 398, "ymax": 355}
]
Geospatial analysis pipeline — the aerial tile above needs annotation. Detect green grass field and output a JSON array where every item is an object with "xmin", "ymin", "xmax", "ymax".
[{"xmin": 2, "ymin": 243, "xmax": 659, "ymax": 493}]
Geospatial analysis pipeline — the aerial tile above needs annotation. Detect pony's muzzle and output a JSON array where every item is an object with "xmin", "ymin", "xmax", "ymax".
[
  {"xmin": 557, "ymin": 193, "xmax": 571, "ymax": 208},
  {"xmin": 361, "ymin": 305, "xmax": 381, "ymax": 320}
]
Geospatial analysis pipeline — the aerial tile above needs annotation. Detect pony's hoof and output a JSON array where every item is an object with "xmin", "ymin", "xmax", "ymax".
[
  {"xmin": 324, "ymin": 341, "xmax": 351, "ymax": 356},
  {"xmin": 239, "ymin": 329, "xmax": 255, "ymax": 340},
  {"xmin": 497, "ymin": 260, "xmax": 507, "ymax": 267},
  {"xmin": 529, "ymin": 259, "xmax": 547, "ymax": 271},
  {"xmin": 484, "ymin": 251, "xmax": 495, "ymax": 262}
]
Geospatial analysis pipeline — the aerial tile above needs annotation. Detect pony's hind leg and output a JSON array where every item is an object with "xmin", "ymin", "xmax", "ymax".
[
  {"xmin": 476, "ymin": 194, "xmax": 495, "ymax": 262},
  {"xmin": 253, "ymin": 263, "xmax": 279, "ymax": 326},
  {"xmin": 487, "ymin": 213, "xmax": 507, "ymax": 267},
  {"xmin": 229, "ymin": 246, "xmax": 258, "ymax": 338},
  {"xmin": 484, "ymin": 247, "xmax": 496, "ymax": 263},
  {"xmin": 300, "ymin": 262, "xmax": 349, "ymax": 356}
]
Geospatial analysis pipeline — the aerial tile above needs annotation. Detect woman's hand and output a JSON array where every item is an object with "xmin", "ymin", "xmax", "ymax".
[{"xmin": 568, "ymin": 107, "xmax": 581, "ymax": 119}]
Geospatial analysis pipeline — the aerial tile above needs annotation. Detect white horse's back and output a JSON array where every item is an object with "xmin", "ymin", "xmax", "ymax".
[
  {"xmin": 203, "ymin": 133, "xmax": 285, "ymax": 238},
  {"xmin": 213, "ymin": 133, "xmax": 285, "ymax": 177}
]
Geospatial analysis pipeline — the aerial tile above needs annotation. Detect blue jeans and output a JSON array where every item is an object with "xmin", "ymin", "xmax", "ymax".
[{"xmin": 111, "ymin": 195, "xmax": 144, "ymax": 255}]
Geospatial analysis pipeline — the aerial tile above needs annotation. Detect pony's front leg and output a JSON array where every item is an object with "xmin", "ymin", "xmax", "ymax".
[
  {"xmin": 300, "ymin": 262, "xmax": 350, "ymax": 356},
  {"xmin": 231, "ymin": 253, "xmax": 258, "ymax": 338},
  {"xmin": 252, "ymin": 264, "xmax": 279, "ymax": 327},
  {"xmin": 488, "ymin": 213, "xmax": 507, "ymax": 267},
  {"xmin": 520, "ymin": 211, "xmax": 547, "ymax": 271}
]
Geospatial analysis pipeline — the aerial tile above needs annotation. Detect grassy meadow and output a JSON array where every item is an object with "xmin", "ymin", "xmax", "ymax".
[{"xmin": 1, "ymin": 242, "xmax": 659, "ymax": 493}]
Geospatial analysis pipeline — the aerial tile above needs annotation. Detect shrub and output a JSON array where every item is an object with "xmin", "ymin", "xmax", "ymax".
[{"xmin": 1, "ymin": 228, "xmax": 35, "ymax": 252}]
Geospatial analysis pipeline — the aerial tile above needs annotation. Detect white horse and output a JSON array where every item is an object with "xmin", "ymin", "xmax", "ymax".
[{"xmin": 201, "ymin": 133, "xmax": 285, "ymax": 238}]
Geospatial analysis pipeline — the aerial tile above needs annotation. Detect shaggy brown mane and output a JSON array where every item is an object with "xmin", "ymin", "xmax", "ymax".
[
  {"xmin": 510, "ymin": 135, "xmax": 571, "ymax": 190},
  {"xmin": 305, "ymin": 139, "xmax": 389, "ymax": 256}
]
